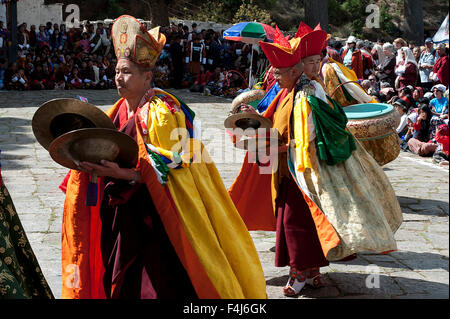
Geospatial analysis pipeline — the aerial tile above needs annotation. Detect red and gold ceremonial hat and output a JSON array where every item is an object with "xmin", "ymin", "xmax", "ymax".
[
  {"xmin": 259, "ymin": 22, "xmax": 329, "ymax": 68},
  {"xmin": 112, "ymin": 15, "xmax": 166, "ymax": 68}
]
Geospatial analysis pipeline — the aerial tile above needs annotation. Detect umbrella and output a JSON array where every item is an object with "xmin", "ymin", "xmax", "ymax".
[
  {"xmin": 223, "ymin": 22, "xmax": 276, "ymax": 45},
  {"xmin": 224, "ymin": 22, "xmax": 276, "ymax": 87}
]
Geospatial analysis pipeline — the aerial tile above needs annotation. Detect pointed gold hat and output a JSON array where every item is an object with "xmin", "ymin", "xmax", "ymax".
[{"xmin": 112, "ymin": 15, "xmax": 166, "ymax": 68}]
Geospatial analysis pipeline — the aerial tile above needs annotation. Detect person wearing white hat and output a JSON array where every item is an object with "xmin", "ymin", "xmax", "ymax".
[
  {"xmin": 430, "ymin": 84, "xmax": 448, "ymax": 119},
  {"xmin": 340, "ymin": 35, "xmax": 363, "ymax": 78}
]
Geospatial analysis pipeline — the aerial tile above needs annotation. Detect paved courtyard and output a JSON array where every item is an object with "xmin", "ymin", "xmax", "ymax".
[{"xmin": 0, "ymin": 88, "xmax": 448, "ymax": 299}]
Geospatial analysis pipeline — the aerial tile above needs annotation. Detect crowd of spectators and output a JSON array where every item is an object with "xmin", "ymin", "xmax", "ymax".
[
  {"xmin": 332, "ymin": 35, "xmax": 449, "ymax": 165},
  {"xmin": 0, "ymin": 20, "xmax": 448, "ymax": 164},
  {"xmin": 0, "ymin": 20, "xmax": 260, "ymax": 97}
]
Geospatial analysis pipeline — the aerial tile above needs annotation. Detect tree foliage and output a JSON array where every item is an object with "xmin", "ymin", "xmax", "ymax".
[{"xmin": 233, "ymin": 0, "xmax": 274, "ymax": 25}]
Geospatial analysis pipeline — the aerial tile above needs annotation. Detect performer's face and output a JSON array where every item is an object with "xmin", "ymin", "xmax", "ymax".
[
  {"xmin": 115, "ymin": 59, "xmax": 152, "ymax": 99},
  {"xmin": 302, "ymin": 55, "xmax": 321, "ymax": 79},
  {"xmin": 273, "ymin": 64, "xmax": 302, "ymax": 90}
]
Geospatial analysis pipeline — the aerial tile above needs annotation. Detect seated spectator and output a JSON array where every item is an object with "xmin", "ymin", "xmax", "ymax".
[
  {"xmin": 367, "ymin": 74, "xmax": 379, "ymax": 94},
  {"xmin": 154, "ymin": 59, "xmax": 171, "ymax": 89},
  {"xmin": 190, "ymin": 65, "xmax": 210, "ymax": 93},
  {"xmin": 412, "ymin": 86, "xmax": 424, "ymax": 102},
  {"xmin": 11, "ymin": 67, "xmax": 29, "ymax": 90},
  {"xmin": 204, "ymin": 66, "xmax": 224, "ymax": 96},
  {"xmin": 68, "ymin": 67, "xmax": 83, "ymax": 89},
  {"xmin": 30, "ymin": 64, "xmax": 49, "ymax": 90},
  {"xmin": 394, "ymin": 99, "xmax": 410, "ymax": 138},
  {"xmin": 429, "ymin": 84, "xmax": 449, "ymax": 132},
  {"xmin": 407, "ymin": 105, "xmax": 436, "ymax": 156},
  {"xmin": 79, "ymin": 60, "xmax": 95, "ymax": 89},
  {"xmin": 432, "ymin": 124, "xmax": 449, "ymax": 165}
]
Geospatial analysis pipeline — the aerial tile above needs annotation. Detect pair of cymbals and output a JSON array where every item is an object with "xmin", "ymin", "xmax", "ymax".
[{"xmin": 32, "ymin": 98, "xmax": 138, "ymax": 170}]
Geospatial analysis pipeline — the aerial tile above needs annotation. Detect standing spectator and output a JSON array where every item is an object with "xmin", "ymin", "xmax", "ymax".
[
  {"xmin": 59, "ymin": 24, "xmax": 68, "ymax": 50},
  {"xmin": 17, "ymin": 23, "xmax": 30, "ymax": 51},
  {"xmin": 188, "ymin": 23, "xmax": 199, "ymax": 42},
  {"xmin": 430, "ymin": 43, "xmax": 449, "ymax": 88},
  {"xmin": 0, "ymin": 57, "xmax": 7, "ymax": 89},
  {"xmin": 395, "ymin": 47, "xmax": 418, "ymax": 90},
  {"xmin": 45, "ymin": 22, "xmax": 53, "ymax": 36},
  {"xmin": 393, "ymin": 38, "xmax": 408, "ymax": 64},
  {"xmin": 89, "ymin": 27, "xmax": 103, "ymax": 54},
  {"xmin": 78, "ymin": 32, "xmax": 91, "ymax": 53},
  {"xmin": 375, "ymin": 43, "xmax": 396, "ymax": 87},
  {"xmin": 326, "ymin": 38, "xmax": 343, "ymax": 63},
  {"xmin": 186, "ymin": 34, "xmax": 206, "ymax": 77},
  {"xmin": 341, "ymin": 36, "xmax": 363, "ymax": 79},
  {"xmin": 371, "ymin": 43, "xmax": 386, "ymax": 67},
  {"xmin": 50, "ymin": 29, "xmax": 62, "ymax": 51},
  {"xmin": 356, "ymin": 40, "xmax": 374, "ymax": 79},
  {"xmin": 418, "ymin": 38, "xmax": 437, "ymax": 90},
  {"xmin": 412, "ymin": 46, "xmax": 421, "ymax": 64},
  {"xmin": 36, "ymin": 25, "xmax": 50, "ymax": 49},
  {"xmin": 0, "ymin": 20, "xmax": 9, "ymax": 53},
  {"xmin": 29, "ymin": 25, "xmax": 37, "ymax": 48},
  {"xmin": 169, "ymin": 35, "xmax": 184, "ymax": 89}
]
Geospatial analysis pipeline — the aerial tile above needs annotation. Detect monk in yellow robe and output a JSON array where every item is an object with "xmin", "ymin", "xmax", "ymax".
[{"xmin": 60, "ymin": 15, "xmax": 266, "ymax": 299}]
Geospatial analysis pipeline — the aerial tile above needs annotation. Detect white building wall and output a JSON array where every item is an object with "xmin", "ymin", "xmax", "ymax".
[{"xmin": 0, "ymin": 0, "xmax": 63, "ymax": 27}]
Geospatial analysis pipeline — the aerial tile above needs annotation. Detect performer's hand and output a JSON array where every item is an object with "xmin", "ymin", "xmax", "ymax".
[
  {"xmin": 239, "ymin": 104, "xmax": 258, "ymax": 114},
  {"xmin": 78, "ymin": 160, "xmax": 135, "ymax": 180}
]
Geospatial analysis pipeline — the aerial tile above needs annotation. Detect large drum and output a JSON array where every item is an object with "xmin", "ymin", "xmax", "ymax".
[{"xmin": 344, "ymin": 103, "xmax": 401, "ymax": 166}]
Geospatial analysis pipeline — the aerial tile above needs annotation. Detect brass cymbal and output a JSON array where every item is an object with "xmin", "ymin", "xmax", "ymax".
[
  {"xmin": 32, "ymin": 98, "xmax": 116, "ymax": 150},
  {"xmin": 48, "ymin": 128, "xmax": 138, "ymax": 170},
  {"xmin": 224, "ymin": 112, "xmax": 273, "ymax": 134}
]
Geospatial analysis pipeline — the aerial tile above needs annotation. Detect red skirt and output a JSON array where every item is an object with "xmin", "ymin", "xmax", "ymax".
[{"xmin": 275, "ymin": 176, "xmax": 329, "ymax": 270}]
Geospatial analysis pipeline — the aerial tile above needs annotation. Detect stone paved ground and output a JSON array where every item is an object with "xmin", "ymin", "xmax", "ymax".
[{"xmin": 0, "ymin": 89, "xmax": 448, "ymax": 299}]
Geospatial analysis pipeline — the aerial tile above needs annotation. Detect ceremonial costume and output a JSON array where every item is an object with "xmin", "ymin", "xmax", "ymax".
[
  {"xmin": 0, "ymin": 149, "xmax": 54, "ymax": 299},
  {"xmin": 60, "ymin": 16, "xmax": 266, "ymax": 299},
  {"xmin": 229, "ymin": 23, "xmax": 402, "ymax": 295}
]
